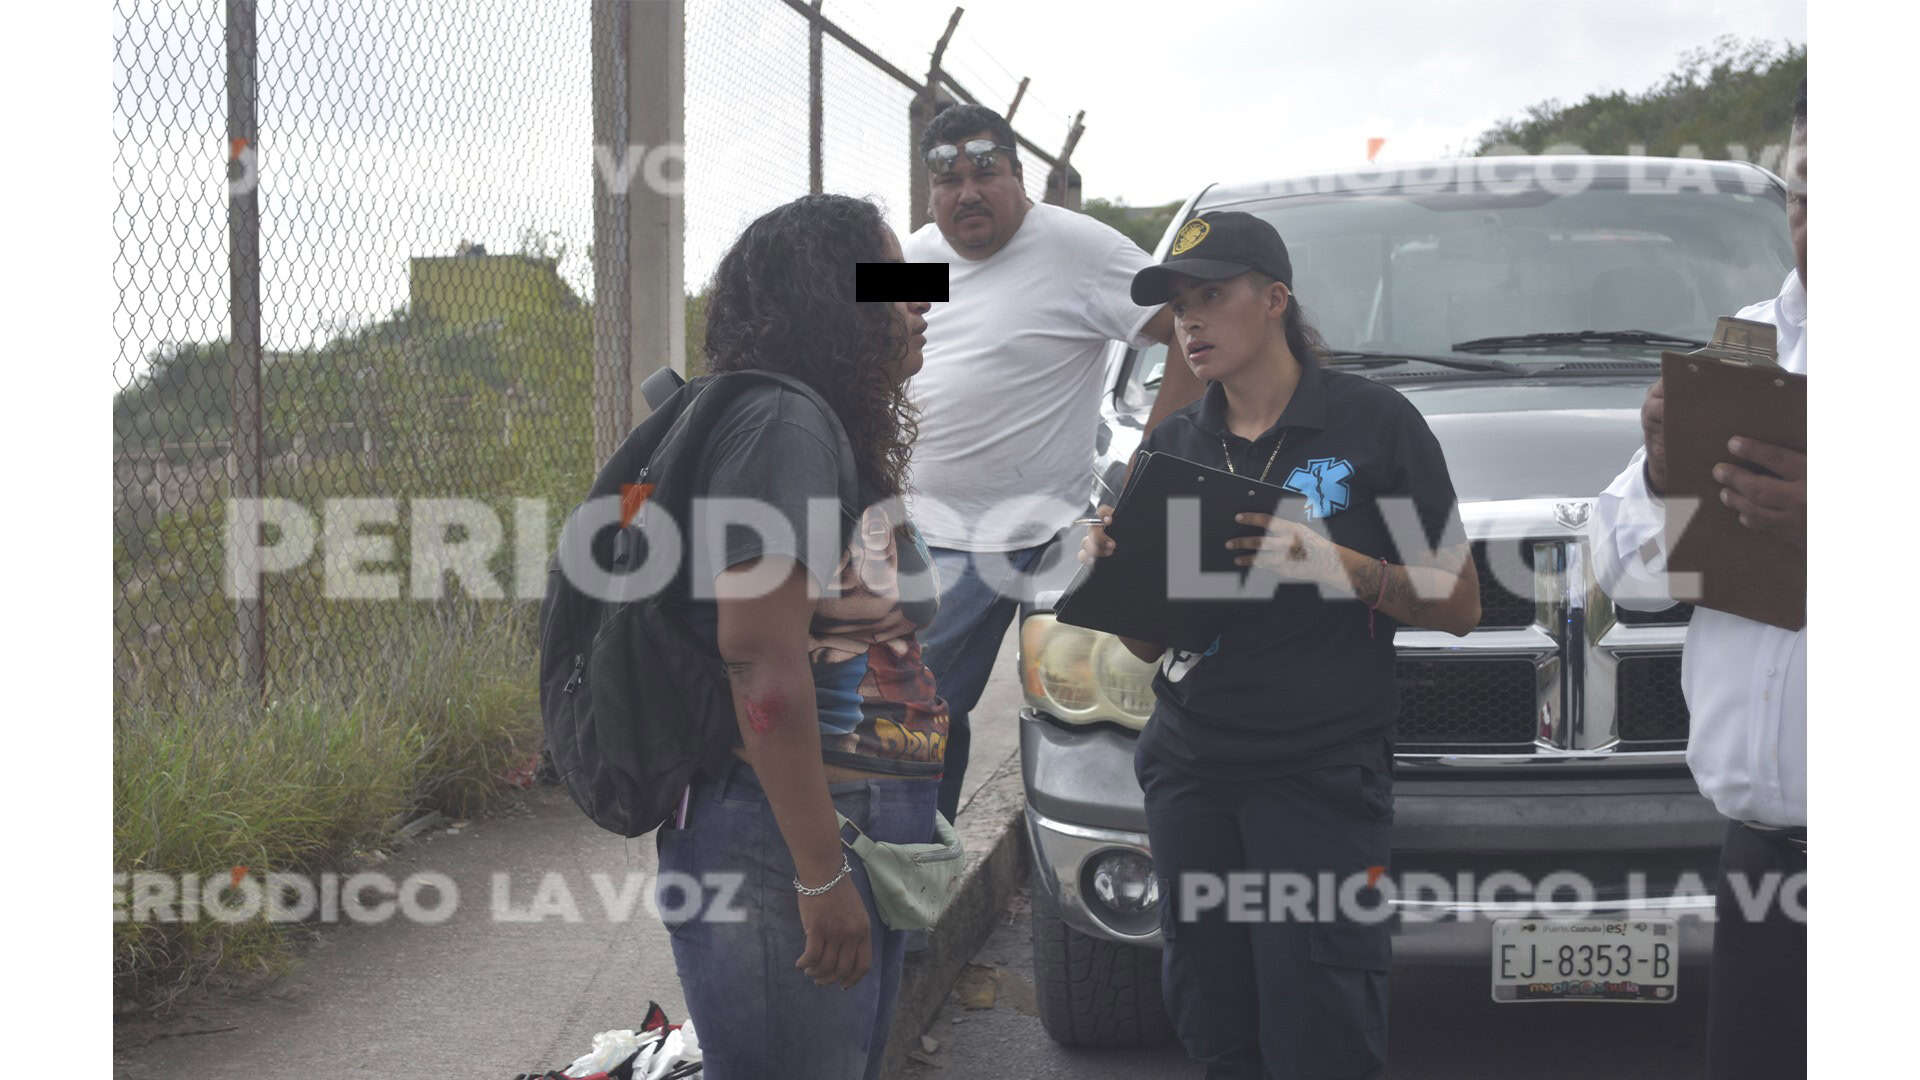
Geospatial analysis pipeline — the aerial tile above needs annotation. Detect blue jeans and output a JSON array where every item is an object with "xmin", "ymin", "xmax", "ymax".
[
  {"xmin": 920, "ymin": 543, "xmax": 1054, "ymax": 821},
  {"xmin": 654, "ymin": 760, "xmax": 938, "ymax": 1080}
]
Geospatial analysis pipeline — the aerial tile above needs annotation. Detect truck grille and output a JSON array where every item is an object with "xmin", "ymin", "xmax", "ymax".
[
  {"xmin": 1396, "ymin": 659, "xmax": 1538, "ymax": 749},
  {"xmin": 1617, "ymin": 602, "xmax": 1695, "ymax": 627},
  {"xmin": 1385, "ymin": 504, "xmax": 1696, "ymax": 766},
  {"xmin": 1616, "ymin": 655, "xmax": 1689, "ymax": 746},
  {"xmin": 1473, "ymin": 541, "xmax": 1536, "ymax": 629}
]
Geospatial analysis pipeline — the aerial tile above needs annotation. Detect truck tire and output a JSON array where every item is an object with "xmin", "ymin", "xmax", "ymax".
[{"xmin": 1030, "ymin": 875, "xmax": 1176, "ymax": 1048}]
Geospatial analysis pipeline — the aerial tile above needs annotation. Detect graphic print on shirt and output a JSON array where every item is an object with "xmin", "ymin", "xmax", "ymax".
[
  {"xmin": 1282, "ymin": 457, "xmax": 1354, "ymax": 519},
  {"xmin": 808, "ymin": 501, "xmax": 949, "ymax": 769},
  {"xmin": 1160, "ymin": 635, "xmax": 1221, "ymax": 685}
]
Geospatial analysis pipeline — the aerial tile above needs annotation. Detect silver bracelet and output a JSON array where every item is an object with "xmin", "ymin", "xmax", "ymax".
[{"xmin": 793, "ymin": 854, "xmax": 853, "ymax": 896}]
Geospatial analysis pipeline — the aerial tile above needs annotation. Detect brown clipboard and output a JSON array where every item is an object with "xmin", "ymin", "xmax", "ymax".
[{"xmin": 1660, "ymin": 318, "xmax": 1806, "ymax": 630}]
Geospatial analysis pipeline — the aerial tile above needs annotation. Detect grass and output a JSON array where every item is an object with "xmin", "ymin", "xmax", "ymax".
[
  {"xmin": 112, "ymin": 601, "xmax": 542, "ymax": 1009},
  {"xmin": 107, "ymin": 271, "xmax": 686, "ymax": 1006}
]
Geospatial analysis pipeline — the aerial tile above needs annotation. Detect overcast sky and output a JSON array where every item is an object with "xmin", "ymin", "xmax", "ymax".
[
  {"xmin": 112, "ymin": 0, "xmax": 1806, "ymax": 382},
  {"xmin": 847, "ymin": 0, "xmax": 1808, "ymax": 206}
]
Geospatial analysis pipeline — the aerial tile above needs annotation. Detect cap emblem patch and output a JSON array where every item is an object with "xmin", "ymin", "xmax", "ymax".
[{"xmin": 1171, "ymin": 218, "xmax": 1210, "ymax": 255}]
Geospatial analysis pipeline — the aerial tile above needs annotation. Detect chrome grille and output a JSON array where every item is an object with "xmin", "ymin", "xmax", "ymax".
[
  {"xmin": 1472, "ymin": 540, "xmax": 1536, "ymax": 629},
  {"xmin": 1390, "ymin": 498, "xmax": 1692, "ymax": 768},
  {"xmin": 1395, "ymin": 659, "xmax": 1538, "ymax": 749},
  {"xmin": 1616, "ymin": 655, "xmax": 1689, "ymax": 745},
  {"xmin": 1617, "ymin": 602, "xmax": 1696, "ymax": 627}
]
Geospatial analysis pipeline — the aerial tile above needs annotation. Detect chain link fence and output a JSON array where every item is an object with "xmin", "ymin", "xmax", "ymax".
[
  {"xmin": 113, "ymin": 0, "xmax": 596, "ymax": 704},
  {"xmin": 113, "ymin": 0, "xmax": 1083, "ymax": 709},
  {"xmin": 683, "ymin": 0, "xmax": 1077, "ymax": 306}
]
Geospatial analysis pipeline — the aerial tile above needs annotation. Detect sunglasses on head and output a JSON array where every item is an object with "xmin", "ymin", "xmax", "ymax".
[{"xmin": 925, "ymin": 139, "xmax": 1016, "ymax": 175}]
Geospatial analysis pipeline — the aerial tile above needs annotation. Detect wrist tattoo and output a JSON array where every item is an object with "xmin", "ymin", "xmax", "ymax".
[{"xmin": 1376, "ymin": 563, "xmax": 1416, "ymax": 613}]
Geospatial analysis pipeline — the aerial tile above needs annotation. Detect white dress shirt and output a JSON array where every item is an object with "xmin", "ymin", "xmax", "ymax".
[{"xmin": 1590, "ymin": 270, "xmax": 1807, "ymax": 827}]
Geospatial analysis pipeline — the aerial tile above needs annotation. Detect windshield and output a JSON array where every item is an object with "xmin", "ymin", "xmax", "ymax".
[{"xmin": 1126, "ymin": 176, "xmax": 1793, "ymax": 394}]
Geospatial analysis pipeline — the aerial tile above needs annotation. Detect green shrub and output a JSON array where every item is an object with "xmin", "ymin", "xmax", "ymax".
[{"xmin": 113, "ymin": 603, "xmax": 539, "ymax": 1006}]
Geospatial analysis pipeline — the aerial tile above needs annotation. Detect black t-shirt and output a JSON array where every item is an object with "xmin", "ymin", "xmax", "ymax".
[
  {"xmin": 1135, "ymin": 364, "xmax": 1465, "ymax": 775},
  {"xmin": 679, "ymin": 383, "xmax": 949, "ymax": 777}
]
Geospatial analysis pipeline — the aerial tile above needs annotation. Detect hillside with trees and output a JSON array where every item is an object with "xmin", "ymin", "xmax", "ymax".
[
  {"xmin": 1472, "ymin": 36, "xmax": 1805, "ymax": 164},
  {"xmin": 1083, "ymin": 196, "xmax": 1182, "ymax": 253}
]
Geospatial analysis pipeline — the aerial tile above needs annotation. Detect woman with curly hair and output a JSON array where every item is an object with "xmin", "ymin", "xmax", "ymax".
[{"xmin": 655, "ymin": 193, "xmax": 942, "ymax": 1079}]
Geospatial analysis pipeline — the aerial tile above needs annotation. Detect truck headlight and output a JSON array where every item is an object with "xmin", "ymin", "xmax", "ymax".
[
  {"xmin": 1090, "ymin": 850, "xmax": 1159, "ymax": 914},
  {"xmin": 1019, "ymin": 614, "xmax": 1156, "ymax": 729},
  {"xmin": 1084, "ymin": 848, "xmax": 1160, "ymax": 936}
]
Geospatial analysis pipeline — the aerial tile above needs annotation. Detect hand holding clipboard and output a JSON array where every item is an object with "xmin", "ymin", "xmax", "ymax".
[
  {"xmin": 1056, "ymin": 451, "xmax": 1300, "ymax": 651},
  {"xmin": 1659, "ymin": 317, "xmax": 1806, "ymax": 630}
]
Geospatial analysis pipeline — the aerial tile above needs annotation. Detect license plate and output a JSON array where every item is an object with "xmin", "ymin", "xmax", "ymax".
[{"xmin": 1490, "ymin": 918, "xmax": 1678, "ymax": 1003}]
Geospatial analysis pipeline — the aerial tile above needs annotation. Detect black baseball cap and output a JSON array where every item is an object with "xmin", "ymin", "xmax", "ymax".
[{"xmin": 1130, "ymin": 210, "xmax": 1293, "ymax": 306}]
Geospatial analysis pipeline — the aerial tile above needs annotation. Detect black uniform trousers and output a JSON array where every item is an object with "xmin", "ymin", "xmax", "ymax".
[
  {"xmin": 1137, "ymin": 744, "xmax": 1393, "ymax": 1080},
  {"xmin": 1706, "ymin": 819, "xmax": 1807, "ymax": 1080}
]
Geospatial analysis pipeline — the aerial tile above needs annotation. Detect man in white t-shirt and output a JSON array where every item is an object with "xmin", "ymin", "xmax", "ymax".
[{"xmin": 902, "ymin": 103, "xmax": 1202, "ymax": 820}]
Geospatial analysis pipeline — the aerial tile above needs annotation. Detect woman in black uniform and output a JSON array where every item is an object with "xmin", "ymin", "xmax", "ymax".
[{"xmin": 1080, "ymin": 211, "xmax": 1481, "ymax": 1079}]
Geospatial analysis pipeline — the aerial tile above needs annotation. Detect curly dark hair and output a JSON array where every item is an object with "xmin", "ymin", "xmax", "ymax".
[{"xmin": 703, "ymin": 194, "xmax": 917, "ymax": 497}]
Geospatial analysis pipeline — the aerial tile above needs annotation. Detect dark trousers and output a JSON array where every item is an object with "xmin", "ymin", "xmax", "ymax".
[
  {"xmin": 1706, "ymin": 819, "xmax": 1807, "ymax": 1080},
  {"xmin": 1137, "ymin": 744, "xmax": 1393, "ymax": 1080}
]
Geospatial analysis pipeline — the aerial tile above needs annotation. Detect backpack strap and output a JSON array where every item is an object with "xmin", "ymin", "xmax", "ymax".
[
  {"xmin": 646, "ymin": 369, "xmax": 863, "ymax": 528},
  {"xmin": 621, "ymin": 370, "xmax": 866, "ymax": 607}
]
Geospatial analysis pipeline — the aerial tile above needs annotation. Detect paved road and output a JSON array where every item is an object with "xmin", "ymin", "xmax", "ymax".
[
  {"xmin": 116, "ymin": 629, "xmax": 1030, "ymax": 1079},
  {"xmin": 902, "ymin": 886, "xmax": 1711, "ymax": 1080}
]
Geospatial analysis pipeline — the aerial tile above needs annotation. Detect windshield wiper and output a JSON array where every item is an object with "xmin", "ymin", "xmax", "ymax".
[
  {"xmin": 1144, "ymin": 349, "xmax": 1526, "ymax": 388},
  {"xmin": 1450, "ymin": 329, "xmax": 1710, "ymax": 353},
  {"xmin": 1323, "ymin": 349, "xmax": 1526, "ymax": 376}
]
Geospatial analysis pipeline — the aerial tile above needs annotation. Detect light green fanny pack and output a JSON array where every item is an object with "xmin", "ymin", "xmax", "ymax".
[{"xmin": 836, "ymin": 811, "xmax": 966, "ymax": 931}]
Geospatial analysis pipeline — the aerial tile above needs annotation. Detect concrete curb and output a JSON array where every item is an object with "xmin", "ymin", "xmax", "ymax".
[{"xmin": 881, "ymin": 752, "xmax": 1030, "ymax": 1079}]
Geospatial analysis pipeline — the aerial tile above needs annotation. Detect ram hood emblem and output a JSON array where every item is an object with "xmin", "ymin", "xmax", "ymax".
[{"xmin": 1554, "ymin": 501, "xmax": 1592, "ymax": 530}]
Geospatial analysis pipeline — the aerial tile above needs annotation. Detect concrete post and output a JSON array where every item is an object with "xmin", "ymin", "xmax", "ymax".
[
  {"xmin": 908, "ymin": 86, "xmax": 955, "ymax": 233},
  {"xmin": 628, "ymin": 0, "xmax": 685, "ymax": 407},
  {"xmin": 1044, "ymin": 163, "xmax": 1082, "ymax": 211},
  {"xmin": 591, "ymin": 0, "xmax": 684, "ymax": 464}
]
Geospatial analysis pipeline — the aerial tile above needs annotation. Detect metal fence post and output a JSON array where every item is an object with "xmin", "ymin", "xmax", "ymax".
[
  {"xmin": 908, "ymin": 10, "xmax": 964, "ymax": 233},
  {"xmin": 1045, "ymin": 109, "xmax": 1085, "ymax": 209},
  {"xmin": 809, "ymin": 0, "xmax": 824, "ymax": 195},
  {"xmin": 226, "ymin": 0, "xmax": 266, "ymax": 694},
  {"xmin": 1005, "ymin": 75, "xmax": 1029, "ymax": 123}
]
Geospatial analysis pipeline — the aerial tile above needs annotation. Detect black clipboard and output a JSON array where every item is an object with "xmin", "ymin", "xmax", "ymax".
[{"xmin": 1054, "ymin": 451, "xmax": 1302, "ymax": 651}]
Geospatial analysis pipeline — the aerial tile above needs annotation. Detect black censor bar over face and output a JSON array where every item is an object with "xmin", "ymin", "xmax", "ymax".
[{"xmin": 855, "ymin": 261, "xmax": 948, "ymax": 302}]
